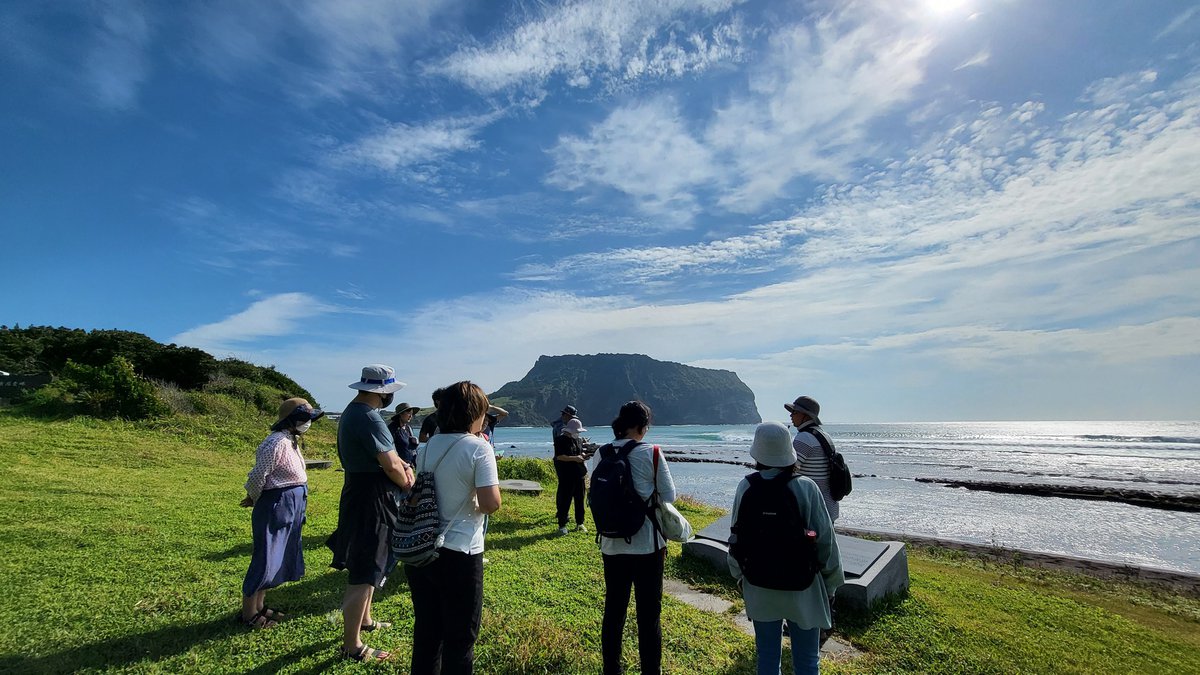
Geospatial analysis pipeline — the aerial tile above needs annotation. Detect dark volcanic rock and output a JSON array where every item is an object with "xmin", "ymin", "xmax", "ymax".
[
  {"xmin": 916, "ymin": 477, "xmax": 1200, "ymax": 512},
  {"xmin": 489, "ymin": 353, "xmax": 761, "ymax": 427}
]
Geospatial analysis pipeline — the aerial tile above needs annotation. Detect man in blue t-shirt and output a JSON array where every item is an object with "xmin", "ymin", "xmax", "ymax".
[{"xmin": 327, "ymin": 365, "xmax": 414, "ymax": 663}]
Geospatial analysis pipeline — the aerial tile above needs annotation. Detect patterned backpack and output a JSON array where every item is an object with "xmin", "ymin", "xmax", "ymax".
[{"xmin": 390, "ymin": 436, "xmax": 467, "ymax": 567}]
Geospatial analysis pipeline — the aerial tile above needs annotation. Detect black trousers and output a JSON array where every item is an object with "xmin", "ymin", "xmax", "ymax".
[
  {"xmin": 555, "ymin": 471, "xmax": 587, "ymax": 527},
  {"xmin": 601, "ymin": 549, "xmax": 665, "ymax": 675},
  {"xmin": 405, "ymin": 549, "xmax": 484, "ymax": 675}
]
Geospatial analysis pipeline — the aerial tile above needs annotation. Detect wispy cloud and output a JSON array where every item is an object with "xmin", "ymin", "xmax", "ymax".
[
  {"xmin": 953, "ymin": 49, "xmax": 989, "ymax": 71},
  {"xmin": 335, "ymin": 115, "xmax": 494, "ymax": 173},
  {"xmin": 1, "ymin": 1, "xmax": 154, "ymax": 110},
  {"xmin": 542, "ymin": 3, "xmax": 940, "ymax": 223},
  {"xmin": 83, "ymin": 0, "xmax": 153, "ymax": 110},
  {"xmin": 188, "ymin": 0, "xmax": 462, "ymax": 101},
  {"xmin": 546, "ymin": 97, "xmax": 719, "ymax": 224},
  {"xmin": 430, "ymin": 0, "xmax": 746, "ymax": 94},
  {"xmin": 1155, "ymin": 6, "xmax": 1198, "ymax": 41},
  {"xmin": 171, "ymin": 293, "xmax": 335, "ymax": 353},
  {"xmin": 533, "ymin": 68, "xmax": 1200, "ymax": 291}
]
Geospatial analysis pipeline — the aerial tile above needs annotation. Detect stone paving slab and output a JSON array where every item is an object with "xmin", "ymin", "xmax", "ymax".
[
  {"xmin": 662, "ymin": 579, "xmax": 860, "ymax": 657},
  {"xmin": 498, "ymin": 479, "xmax": 543, "ymax": 494}
]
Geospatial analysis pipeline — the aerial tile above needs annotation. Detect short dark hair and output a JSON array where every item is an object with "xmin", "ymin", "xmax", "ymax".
[
  {"xmin": 431, "ymin": 387, "xmax": 446, "ymax": 406},
  {"xmin": 436, "ymin": 381, "xmax": 489, "ymax": 434},
  {"xmin": 611, "ymin": 400, "xmax": 651, "ymax": 439}
]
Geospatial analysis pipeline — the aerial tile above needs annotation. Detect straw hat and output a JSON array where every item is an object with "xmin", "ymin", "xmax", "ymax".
[{"xmin": 272, "ymin": 397, "xmax": 324, "ymax": 431}]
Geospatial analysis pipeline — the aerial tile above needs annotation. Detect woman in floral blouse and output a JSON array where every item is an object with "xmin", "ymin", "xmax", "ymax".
[{"xmin": 239, "ymin": 397, "xmax": 323, "ymax": 628}]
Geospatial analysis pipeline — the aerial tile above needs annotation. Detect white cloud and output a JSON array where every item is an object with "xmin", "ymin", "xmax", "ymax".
[
  {"xmin": 84, "ymin": 0, "xmax": 153, "ymax": 110},
  {"xmin": 706, "ymin": 5, "xmax": 937, "ymax": 211},
  {"xmin": 537, "ymin": 68, "xmax": 1200, "ymax": 292},
  {"xmin": 430, "ymin": 0, "xmax": 746, "ymax": 94},
  {"xmin": 1156, "ymin": 6, "xmax": 1198, "ymax": 41},
  {"xmin": 543, "ymin": 3, "xmax": 941, "ymax": 222},
  {"xmin": 336, "ymin": 116, "xmax": 491, "ymax": 172},
  {"xmin": 546, "ymin": 97, "xmax": 719, "ymax": 223},
  {"xmin": 188, "ymin": 0, "xmax": 463, "ymax": 100},
  {"xmin": 953, "ymin": 49, "xmax": 989, "ymax": 71},
  {"xmin": 171, "ymin": 293, "xmax": 335, "ymax": 352}
]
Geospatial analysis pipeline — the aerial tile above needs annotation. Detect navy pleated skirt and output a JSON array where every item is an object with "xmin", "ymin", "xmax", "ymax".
[{"xmin": 242, "ymin": 484, "xmax": 307, "ymax": 597}]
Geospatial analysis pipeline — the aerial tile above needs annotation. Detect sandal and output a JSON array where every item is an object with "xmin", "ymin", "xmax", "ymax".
[
  {"xmin": 241, "ymin": 610, "xmax": 277, "ymax": 630},
  {"xmin": 361, "ymin": 620, "xmax": 392, "ymax": 632},
  {"xmin": 261, "ymin": 607, "xmax": 286, "ymax": 620},
  {"xmin": 340, "ymin": 645, "xmax": 393, "ymax": 662}
]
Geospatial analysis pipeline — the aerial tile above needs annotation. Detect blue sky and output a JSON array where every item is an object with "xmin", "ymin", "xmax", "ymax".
[{"xmin": 3, "ymin": 0, "xmax": 1198, "ymax": 422}]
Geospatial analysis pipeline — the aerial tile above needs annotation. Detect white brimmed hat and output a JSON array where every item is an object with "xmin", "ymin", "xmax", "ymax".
[
  {"xmin": 348, "ymin": 364, "xmax": 406, "ymax": 394},
  {"xmin": 750, "ymin": 421, "xmax": 797, "ymax": 468},
  {"xmin": 562, "ymin": 418, "xmax": 587, "ymax": 435}
]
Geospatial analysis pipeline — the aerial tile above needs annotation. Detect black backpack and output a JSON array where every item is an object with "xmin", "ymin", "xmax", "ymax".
[
  {"xmin": 588, "ymin": 441, "xmax": 650, "ymax": 542},
  {"xmin": 729, "ymin": 472, "xmax": 820, "ymax": 591},
  {"xmin": 807, "ymin": 426, "xmax": 852, "ymax": 501}
]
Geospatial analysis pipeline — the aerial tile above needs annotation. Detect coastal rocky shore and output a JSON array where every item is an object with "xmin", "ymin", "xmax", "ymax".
[{"xmin": 915, "ymin": 478, "xmax": 1200, "ymax": 512}]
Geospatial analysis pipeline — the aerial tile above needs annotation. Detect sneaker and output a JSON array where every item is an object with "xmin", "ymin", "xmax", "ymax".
[
  {"xmin": 573, "ymin": 524, "xmax": 587, "ymax": 533},
  {"xmin": 556, "ymin": 526, "xmax": 569, "ymax": 536}
]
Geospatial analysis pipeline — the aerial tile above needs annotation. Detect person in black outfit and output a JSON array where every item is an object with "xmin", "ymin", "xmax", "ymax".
[
  {"xmin": 419, "ymin": 387, "xmax": 445, "ymax": 442},
  {"xmin": 551, "ymin": 404, "xmax": 577, "ymax": 439},
  {"xmin": 553, "ymin": 417, "xmax": 589, "ymax": 535}
]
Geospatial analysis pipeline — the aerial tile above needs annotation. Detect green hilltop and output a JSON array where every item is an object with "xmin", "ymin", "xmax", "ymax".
[{"xmin": 0, "ymin": 325, "xmax": 316, "ymax": 420}]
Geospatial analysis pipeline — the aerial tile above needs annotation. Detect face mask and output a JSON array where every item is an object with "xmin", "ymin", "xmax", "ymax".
[
  {"xmin": 295, "ymin": 421, "xmax": 312, "ymax": 434},
  {"xmin": 379, "ymin": 393, "xmax": 394, "ymax": 409}
]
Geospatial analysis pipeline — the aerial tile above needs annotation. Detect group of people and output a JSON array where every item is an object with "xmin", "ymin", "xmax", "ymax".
[{"xmin": 237, "ymin": 363, "xmax": 845, "ymax": 674}]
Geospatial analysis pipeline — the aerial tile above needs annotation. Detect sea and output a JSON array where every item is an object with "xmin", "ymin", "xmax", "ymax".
[{"xmin": 488, "ymin": 421, "xmax": 1200, "ymax": 575}]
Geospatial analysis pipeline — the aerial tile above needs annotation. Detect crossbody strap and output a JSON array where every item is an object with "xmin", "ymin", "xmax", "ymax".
[
  {"xmin": 805, "ymin": 426, "xmax": 836, "ymax": 460},
  {"xmin": 419, "ymin": 435, "xmax": 476, "ymax": 530}
]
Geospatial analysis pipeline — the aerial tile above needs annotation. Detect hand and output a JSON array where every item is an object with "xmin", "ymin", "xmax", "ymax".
[{"xmin": 239, "ymin": 496, "xmax": 253, "ymax": 507}]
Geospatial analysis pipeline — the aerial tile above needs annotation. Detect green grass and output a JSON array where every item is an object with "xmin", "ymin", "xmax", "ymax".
[{"xmin": 0, "ymin": 409, "xmax": 1197, "ymax": 674}]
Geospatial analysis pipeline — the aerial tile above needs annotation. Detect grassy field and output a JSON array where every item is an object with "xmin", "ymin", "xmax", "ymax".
[{"xmin": 0, "ymin": 409, "xmax": 1197, "ymax": 674}]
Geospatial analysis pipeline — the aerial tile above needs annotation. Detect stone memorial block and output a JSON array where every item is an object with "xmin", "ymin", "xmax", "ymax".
[
  {"xmin": 683, "ymin": 514, "xmax": 909, "ymax": 614},
  {"xmin": 498, "ymin": 479, "xmax": 543, "ymax": 495}
]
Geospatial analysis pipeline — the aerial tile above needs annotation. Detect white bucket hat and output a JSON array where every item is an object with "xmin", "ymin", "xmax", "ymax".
[
  {"xmin": 750, "ymin": 421, "xmax": 797, "ymax": 468},
  {"xmin": 561, "ymin": 418, "xmax": 587, "ymax": 435},
  {"xmin": 348, "ymin": 364, "xmax": 406, "ymax": 394}
]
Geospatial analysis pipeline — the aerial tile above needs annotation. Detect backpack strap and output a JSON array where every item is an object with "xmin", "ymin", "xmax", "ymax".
[
  {"xmin": 804, "ymin": 425, "xmax": 836, "ymax": 461},
  {"xmin": 418, "ymin": 435, "xmax": 475, "ymax": 533}
]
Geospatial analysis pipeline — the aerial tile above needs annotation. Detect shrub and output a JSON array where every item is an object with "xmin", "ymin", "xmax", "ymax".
[
  {"xmin": 24, "ymin": 356, "xmax": 168, "ymax": 420},
  {"xmin": 186, "ymin": 391, "xmax": 241, "ymax": 418},
  {"xmin": 203, "ymin": 374, "xmax": 286, "ymax": 415},
  {"xmin": 152, "ymin": 380, "xmax": 194, "ymax": 415},
  {"xmin": 497, "ymin": 457, "xmax": 555, "ymax": 483}
]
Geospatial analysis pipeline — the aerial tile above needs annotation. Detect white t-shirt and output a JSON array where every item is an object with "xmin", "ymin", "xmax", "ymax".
[
  {"xmin": 419, "ymin": 432, "xmax": 499, "ymax": 555},
  {"xmin": 598, "ymin": 439, "xmax": 677, "ymax": 556}
]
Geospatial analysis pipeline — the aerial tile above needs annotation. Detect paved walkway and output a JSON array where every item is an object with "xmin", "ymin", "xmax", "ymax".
[{"xmin": 663, "ymin": 579, "xmax": 860, "ymax": 659}]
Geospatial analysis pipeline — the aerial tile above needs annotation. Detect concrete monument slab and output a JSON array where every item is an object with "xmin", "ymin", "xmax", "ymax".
[{"xmin": 684, "ymin": 515, "xmax": 909, "ymax": 614}]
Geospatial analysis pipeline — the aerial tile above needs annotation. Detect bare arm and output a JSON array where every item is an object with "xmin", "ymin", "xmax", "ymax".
[
  {"xmin": 476, "ymin": 484, "xmax": 501, "ymax": 514},
  {"xmin": 377, "ymin": 450, "xmax": 414, "ymax": 491}
]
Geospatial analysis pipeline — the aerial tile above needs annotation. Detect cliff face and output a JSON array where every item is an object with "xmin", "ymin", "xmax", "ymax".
[{"xmin": 489, "ymin": 353, "xmax": 761, "ymax": 427}]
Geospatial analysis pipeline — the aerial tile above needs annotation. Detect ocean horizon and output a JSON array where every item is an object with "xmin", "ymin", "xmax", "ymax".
[{"xmin": 482, "ymin": 420, "xmax": 1200, "ymax": 575}]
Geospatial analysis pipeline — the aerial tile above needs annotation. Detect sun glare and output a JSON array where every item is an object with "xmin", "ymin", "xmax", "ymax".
[{"xmin": 923, "ymin": 0, "xmax": 971, "ymax": 16}]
